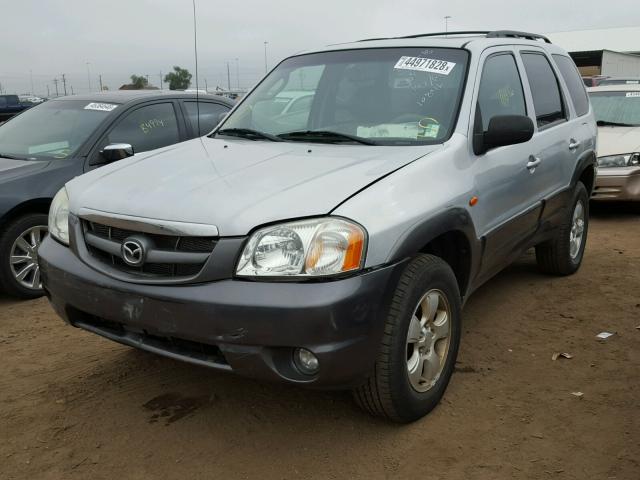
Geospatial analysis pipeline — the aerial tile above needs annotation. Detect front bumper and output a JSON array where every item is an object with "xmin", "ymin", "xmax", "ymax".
[
  {"xmin": 592, "ymin": 167, "xmax": 640, "ymax": 201},
  {"xmin": 39, "ymin": 237, "xmax": 405, "ymax": 389}
]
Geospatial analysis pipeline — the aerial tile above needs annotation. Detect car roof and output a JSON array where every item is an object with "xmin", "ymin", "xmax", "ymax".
[
  {"xmin": 49, "ymin": 90, "xmax": 234, "ymax": 105},
  {"xmin": 298, "ymin": 31, "xmax": 565, "ymax": 56},
  {"xmin": 588, "ymin": 84, "xmax": 640, "ymax": 92}
]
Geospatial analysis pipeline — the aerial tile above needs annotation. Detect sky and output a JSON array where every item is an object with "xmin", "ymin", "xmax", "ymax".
[{"xmin": 1, "ymin": 0, "xmax": 639, "ymax": 96}]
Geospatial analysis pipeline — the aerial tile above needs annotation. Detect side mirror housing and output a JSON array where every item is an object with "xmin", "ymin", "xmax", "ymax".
[
  {"xmin": 99, "ymin": 143, "xmax": 134, "ymax": 163},
  {"xmin": 473, "ymin": 114, "xmax": 534, "ymax": 155}
]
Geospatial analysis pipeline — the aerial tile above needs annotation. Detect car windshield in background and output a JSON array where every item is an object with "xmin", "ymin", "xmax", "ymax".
[
  {"xmin": 589, "ymin": 91, "xmax": 640, "ymax": 126},
  {"xmin": 0, "ymin": 99, "xmax": 118, "ymax": 160},
  {"xmin": 217, "ymin": 47, "xmax": 469, "ymax": 145}
]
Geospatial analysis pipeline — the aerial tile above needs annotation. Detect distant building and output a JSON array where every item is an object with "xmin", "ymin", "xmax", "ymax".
[{"xmin": 548, "ymin": 26, "xmax": 640, "ymax": 77}]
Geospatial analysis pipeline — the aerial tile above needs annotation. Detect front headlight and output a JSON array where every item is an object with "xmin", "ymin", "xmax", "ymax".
[
  {"xmin": 48, "ymin": 187, "xmax": 70, "ymax": 245},
  {"xmin": 597, "ymin": 153, "xmax": 640, "ymax": 168},
  {"xmin": 236, "ymin": 217, "xmax": 366, "ymax": 277}
]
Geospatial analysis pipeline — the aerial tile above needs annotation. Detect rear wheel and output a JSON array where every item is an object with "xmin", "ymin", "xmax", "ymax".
[
  {"xmin": 536, "ymin": 182, "xmax": 589, "ymax": 275},
  {"xmin": 0, "ymin": 213, "xmax": 48, "ymax": 299},
  {"xmin": 352, "ymin": 254, "xmax": 461, "ymax": 423}
]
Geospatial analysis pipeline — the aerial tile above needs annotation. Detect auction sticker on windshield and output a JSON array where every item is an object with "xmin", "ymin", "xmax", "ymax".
[
  {"xmin": 394, "ymin": 57, "xmax": 456, "ymax": 75},
  {"xmin": 84, "ymin": 102, "xmax": 118, "ymax": 112},
  {"xmin": 625, "ymin": 92, "xmax": 640, "ymax": 98}
]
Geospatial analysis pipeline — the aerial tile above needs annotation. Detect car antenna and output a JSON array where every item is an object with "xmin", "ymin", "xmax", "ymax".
[{"xmin": 192, "ymin": 0, "xmax": 201, "ymax": 136}]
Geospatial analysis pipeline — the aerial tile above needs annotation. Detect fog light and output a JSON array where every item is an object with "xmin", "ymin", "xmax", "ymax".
[{"xmin": 294, "ymin": 348, "xmax": 319, "ymax": 375}]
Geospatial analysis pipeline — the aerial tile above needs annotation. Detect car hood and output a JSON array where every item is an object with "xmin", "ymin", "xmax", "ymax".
[
  {"xmin": 597, "ymin": 126, "xmax": 640, "ymax": 157},
  {"xmin": 0, "ymin": 157, "xmax": 50, "ymax": 183},
  {"xmin": 67, "ymin": 137, "xmax": 441, "ymax": 236}
]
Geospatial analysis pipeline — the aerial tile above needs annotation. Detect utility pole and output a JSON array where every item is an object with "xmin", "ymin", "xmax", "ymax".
[
  {"xmin": 99, "ymin": 74, "xmax": 103, "ymax": 91},
  {"xmin": 159, "ymin": 71, "xmax": 163, "ymax": 90},
  {"xmin": 61, "ymin": 74, "xmax": 67, "ymax": 96},
  {"xmin": 145, "ymin": 74, "xmax": 150, "ymax": 86},
  {"xmin": 204, "ymin": 78, "xmax": 208, "ymax": 92},
  {"xmin": 235, "ymin": 58, "xmax": 240, "ymax": 89},
  {"xmin": 444, "ymin": 16, "xmax": 452, "ymax": 34},
  {"xmin": 264, "ymin": 41, "xmax": 268, "ymax": 73},
  {"xmin": 86, "ymin": 62, "xmax": 92, "ymax": 92},
  {"xmin": 30, "ymin": 69, "xmax": 34, "ymax": 95},
  {"xmin": 53, "ymin": 78, "xmax": 59, "ymax": 96},
  {"xmin": 226, "ymin": 61, "xmax": 231, "ymax": 90}
]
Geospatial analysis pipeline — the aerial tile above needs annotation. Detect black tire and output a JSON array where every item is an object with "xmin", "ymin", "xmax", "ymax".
[
  {"xmin": 0, "ymin": 213, "xmax": 48, "ymax": 299},
  {"xmin": 535, "ymin": 182, "xmax": 589, "ymax": 276},
  {"xmin": 352, "ymin": 254, "xmax": 461, "ymax": 423}
]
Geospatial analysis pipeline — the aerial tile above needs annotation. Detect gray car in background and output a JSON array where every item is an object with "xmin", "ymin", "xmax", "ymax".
[{"xmin": 40, "ymin": 30, "xmax": 597, "ymax": 422}]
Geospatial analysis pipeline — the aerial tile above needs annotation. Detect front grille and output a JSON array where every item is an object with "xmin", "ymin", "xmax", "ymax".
[{"xmin": 83, "ymin": 221, "xmax": 217, "ymax": 278}]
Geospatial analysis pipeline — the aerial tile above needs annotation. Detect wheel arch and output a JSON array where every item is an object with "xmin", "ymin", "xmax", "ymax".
[
  {"xmin": 0, "ymin": 198, "xmax": 51, "ymax": 231},
  {"xmin": 386, "ymin": 208, "xmax": 481, "ymax": 299},
  {"xmin": 572, "ymin": 150, "xmax": 597, "ymax": 195}
]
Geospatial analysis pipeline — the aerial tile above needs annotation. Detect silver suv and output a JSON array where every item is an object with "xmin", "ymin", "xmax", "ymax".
[{"xmin": 40, "ymin": 30, "xmax": 597, "ymax": 422}]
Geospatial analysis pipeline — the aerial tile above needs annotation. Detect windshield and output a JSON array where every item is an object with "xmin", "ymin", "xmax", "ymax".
[
  {"xmin": 217, "ymin": 47, "xmax": 469, "ymax": 145},
  {"xmin": 0, "ymin": 99, "xmax": 118, "ymax": 160},
  {"xmin": 589, "ymin": 91, "xmax": 640, "ymax": 126}
]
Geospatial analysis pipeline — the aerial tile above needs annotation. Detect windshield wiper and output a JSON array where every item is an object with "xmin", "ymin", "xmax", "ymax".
[
  {"xmin": 0, "ymin": 152, "xmax": 29, "ymax": 160},
  {"xmin": 597, "ymin": 120, "xmax": 635, "ymax": 127},
  {"xmin": 215, "ymin": 128, "xmax": 283, "ymax": 142},
  {"xmin": 277, "ymin": 130, "xmax": 377, "ymax": 145}
]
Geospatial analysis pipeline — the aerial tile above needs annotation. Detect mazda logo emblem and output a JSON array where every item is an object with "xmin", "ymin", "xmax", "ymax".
[{"xmin": 121, "ymin": 238, "xmax": 146, "ymax": 266}]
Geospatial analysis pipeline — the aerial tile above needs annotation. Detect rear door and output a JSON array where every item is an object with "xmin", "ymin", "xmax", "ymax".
[{"xmin": 515, "ymin": 48, "xmax": 579, "ymax": 228}]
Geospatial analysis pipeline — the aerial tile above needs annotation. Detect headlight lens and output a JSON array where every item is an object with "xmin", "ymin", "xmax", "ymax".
[
  {"xmin": 48, "ymin": 187, "xmax": 70, "ymax": 245},
  {"xmin": 597, "ymin": 153, "xmax": 640, "ymax": 168},
  {"xmin": 236, "ymin": 217, "xmax": 366, "ymax": 277}
]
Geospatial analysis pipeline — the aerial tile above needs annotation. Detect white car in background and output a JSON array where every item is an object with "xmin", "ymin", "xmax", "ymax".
[{"xmin": 589, "ymin": 84, "xmax": 640, "ymax": 201}]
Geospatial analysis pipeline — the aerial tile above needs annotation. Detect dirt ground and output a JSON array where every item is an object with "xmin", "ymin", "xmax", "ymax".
[{"xmin": 1, "ymin": 204, "xmax": 638, "ymax": 480}]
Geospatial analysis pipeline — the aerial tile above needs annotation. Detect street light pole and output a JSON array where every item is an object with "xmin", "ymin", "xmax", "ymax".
[
  {"xmin": 444, "ymin": 16, "xmax": 452, "ymax": 34},
  {"xmin": 86, "ymin": 62, "xmax": 92, "ymax": 92},
  {"xmin": 235, "ymin": 57, "xmax": 240, "ymax": 89},
  {"xmin": 264, "ymin": 41, "xmax": 268, "ymax": 73}
]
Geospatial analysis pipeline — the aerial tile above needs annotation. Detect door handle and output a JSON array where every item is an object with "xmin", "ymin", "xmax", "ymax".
[
  {"xmin": 526, "ymin": 155, "xmax": 541, "ymax": 172},
  {"xmin": 569, "ymin": 139, "xmax": 581, "ymax": 150}
]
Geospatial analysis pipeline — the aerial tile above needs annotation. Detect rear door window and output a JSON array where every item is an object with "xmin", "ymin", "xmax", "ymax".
[
  {"xmin": 105, "ymin": 102, "xmax": 180, "ymax": 153},
  {"xmin": 184, "ymin": 101, "xmax": 230, "ymax": 136},
  {"xmin": 521, "ymin": 53, "xmax": 566, "ymax": 127},
  {"xmin": 552, "ymin": 54, "xmax": 589, "ymax": 117}
]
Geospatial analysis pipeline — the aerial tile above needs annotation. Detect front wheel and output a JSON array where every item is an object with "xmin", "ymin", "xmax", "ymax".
[
  {"xmin": 0, "ymin": 213, "xmax": 48, "ymax": 299},
  {"xmin": 352, "ymin": 254, "xmax": 461, "ymax": 423},
  {"xmin": 536, "ymin": 182, "xmax": 589, "ymax": 276}
]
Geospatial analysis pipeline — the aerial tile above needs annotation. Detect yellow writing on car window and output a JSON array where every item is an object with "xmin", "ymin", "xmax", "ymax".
[
  {"xmin": 496, "ymin": 85, "xmax": 515, "ymax": 106},
  {"xmin": 140, "ymin": 118, "xmax": 166, "ymax": 134}
]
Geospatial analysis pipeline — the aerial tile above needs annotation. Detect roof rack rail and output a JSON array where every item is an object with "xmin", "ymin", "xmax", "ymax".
[
  {"xmin": 357, "ymin": 30, "xmax": 551, "ymax": 44},
  {"xmin": 358, "ymin": 31, "xmax": 490, "ymax": 42},
  {"xmin": 486, "ymin": 30, "xmax": 551, "ymax": 43}
]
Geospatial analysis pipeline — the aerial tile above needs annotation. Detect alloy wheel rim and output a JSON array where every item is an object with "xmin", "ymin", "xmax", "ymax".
[
  {"xmin": 9, "ymin": 225, "xmax": 47, "ymax": 290},
  {"xmin": 405, "ymin": 289, "xmax": 452, "ymax": 393},
  {"xmin": 569, "ymin": 201, "xmax": 585, "ymax": 260}
]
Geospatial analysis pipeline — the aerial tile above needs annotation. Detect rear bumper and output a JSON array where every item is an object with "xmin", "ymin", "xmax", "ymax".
[
  {"xmin": 592, "ymin": 169, "xmax": 640, "ymax": 201},
  {"xmin": 39, "ymin": 237, "xmax": 406, "ymax": 389}
]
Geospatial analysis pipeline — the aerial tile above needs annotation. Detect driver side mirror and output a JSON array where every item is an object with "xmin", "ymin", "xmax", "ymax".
[
  {"xmin": 99, "ymin": 143, "xmax": 134, "ymax": 163},
  {"xmin": 473, "ymin": 114, "xmax": 534, "ymax": 155}
]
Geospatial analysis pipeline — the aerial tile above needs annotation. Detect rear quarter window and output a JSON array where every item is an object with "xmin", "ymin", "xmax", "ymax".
[
  {"xmin": 521, "ymin": 53, "xmax": 566, "ymax": 128},
  {"xmin": 552, "ymin": 54, "xmax": 589, "ymax": 117}
]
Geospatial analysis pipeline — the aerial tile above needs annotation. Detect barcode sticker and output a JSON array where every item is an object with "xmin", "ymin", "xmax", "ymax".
[
  {"xmin": 84, "ymin": 102, "xmax": 118, "ymax": 112},
  {"xmin": 394, "ymin": 57, "xmax": 456, "ymax": 75}
]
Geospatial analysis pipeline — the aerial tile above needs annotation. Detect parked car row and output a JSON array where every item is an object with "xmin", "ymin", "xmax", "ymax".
[
  {"xmin": 0, "ymin": 94, "xmax": 33, "ymax": 123},
  {"xmin": 0, "ymin": 91, "xmax": 234, "ymax": 298}
]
